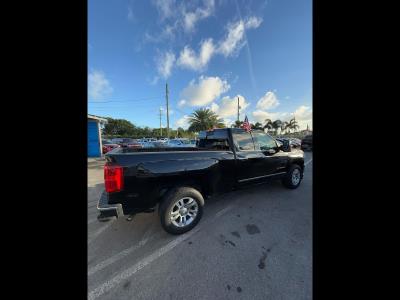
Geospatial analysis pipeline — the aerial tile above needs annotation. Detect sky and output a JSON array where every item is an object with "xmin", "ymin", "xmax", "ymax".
[{"xmin": 88, "ymin": 0, "xmax": 312, "ymax": 130}]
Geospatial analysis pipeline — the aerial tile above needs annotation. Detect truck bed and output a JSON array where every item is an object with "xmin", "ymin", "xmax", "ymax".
[{"xmin": 109, "ymin": 146, "xmax": 228, "ymax": 154}]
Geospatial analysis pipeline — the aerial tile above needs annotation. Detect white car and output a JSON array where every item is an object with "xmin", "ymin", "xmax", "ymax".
[{"xmin": 167, "ymin": 139, "xmax": 189, "ymax": 147}]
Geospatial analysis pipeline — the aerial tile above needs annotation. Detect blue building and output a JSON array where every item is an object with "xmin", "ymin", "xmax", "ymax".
[{"xmin": 88, "ymin": 114, "xmax": 107, "ymax": 157}]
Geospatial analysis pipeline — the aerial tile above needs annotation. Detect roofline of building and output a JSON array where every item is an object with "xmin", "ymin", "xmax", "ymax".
[{"xmin": 88, "ymin": 114, "xmax": 108, "ymax": 123}]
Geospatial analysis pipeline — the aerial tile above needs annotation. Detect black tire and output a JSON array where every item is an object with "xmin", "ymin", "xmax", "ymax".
[
  {"xmin": 159, "ymin": 187, "xmax": 204, "ymax": 235},
  {"xmin": 282, "ymin": 164, "xmax": 303, "ymax": 189}
]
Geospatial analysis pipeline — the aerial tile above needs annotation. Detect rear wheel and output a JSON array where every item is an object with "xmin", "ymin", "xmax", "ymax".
[
  {"xmin": 159, "ymin": 187, "xmax": 204, "ymax": 235},
  {"xmin": 282, "ymin": 164, "xmax": 303, "ymax": 189}
]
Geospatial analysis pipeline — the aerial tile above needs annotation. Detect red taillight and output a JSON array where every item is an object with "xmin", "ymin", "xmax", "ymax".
[{"xmin": 104, "ymin": 164, "xmax": 124, "ymax": 193}]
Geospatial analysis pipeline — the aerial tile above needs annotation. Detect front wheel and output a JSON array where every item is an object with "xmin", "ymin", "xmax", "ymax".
[
  {"xmin": 282, "ymin": 164, "xmax": 303, "ymax": 189},
  {"xmin": 159, "ymin": 187, "xmax": 204, "ymax": 235}
]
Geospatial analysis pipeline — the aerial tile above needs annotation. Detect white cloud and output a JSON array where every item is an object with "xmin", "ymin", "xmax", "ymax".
[
  {"xmin": 223, "ymin": 117, "xmax": 235, "ymax": 127},
  {"xmin": 217, "ymin": 20, "xmax": 245, "ymax": 57},
  {"xmin": 175, "ymin": 115, "xmax": 191, "ymax": 129},
  {"xmin": 292, "ymin": 105, "xmax": 312, "ymax": 120},
  {"xmin": 182, "ymin": 0, "xmax": 215, "ymax": 32},
  {"xmin": 151, "ymin": 13, "xmax": 262, "ymax": 77},
  {"xmin": 245, "ymin": 16, "xmax": 263, "ymax": 29},
  {"xmin": 88, "ymin": 70, "xmax": 113, "ymax": 100},
  {"xmin": 177, "ymin": 39, "xmax": 215, "ymax": 71},
  {"xmin": 179, "ymin": 76, "xmax": 230, "ymax": 106},
  {"xmin": 256, "ymin": 91, "xmax": 280, "ymax": 110},
  {"xmin": 149, "ymin": 0, "xmax": 214, "ymax": 44},
  {"xmin": 252, "ymin": 110, "xmax": 283, "ymax": 123},
  {"xmin": 217, "ymin": 16, "xmax": 262, "ymax": 57},
  {"xmin": 210, "ymin": 95, "xmax": 250, "ymax": 118},
  {"xmin": 178, "ymin": 99, "xmax": 186, "ymax": 107},
  {"xmin": 156, "ymin": 51, "xmax": 176, "ymax": 78},
  {"xmin": 152, "ymin": 0, "xmax": 176, "ymax": 20},
  {"xmin": 291, "ymin": 105, "xmax": 312, "ymax": 130},
  {"xmin": 209, "ymin": 102, "xmax": 219, "ymax": 113}
]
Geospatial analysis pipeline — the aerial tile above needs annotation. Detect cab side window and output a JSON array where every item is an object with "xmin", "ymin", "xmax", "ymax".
[
  {"xmin": 232, "ymin": 131, "xmax": 255, "ymax": 151},
  {"xmin": 252, "ymin": 131, "xmax": 277, "ymax": 150}
]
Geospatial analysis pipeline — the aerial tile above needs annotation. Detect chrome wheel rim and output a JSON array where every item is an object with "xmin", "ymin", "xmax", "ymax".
[
  {"xmin": 170, "ymin": 197, "xmax": 198, "ymax": 228},
  {"xmin": 292, "ymin": 168, "xmax": 301, "ymax": 185}
]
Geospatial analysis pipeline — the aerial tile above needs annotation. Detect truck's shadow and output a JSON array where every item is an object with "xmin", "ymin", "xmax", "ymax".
[{"xmin": 88, "ymin": 179, "xmax": 284, "ymax": 239}]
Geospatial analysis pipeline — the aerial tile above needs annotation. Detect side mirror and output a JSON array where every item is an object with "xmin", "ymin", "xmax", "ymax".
[{"xmin": 279, "ymin": 140, "xmax": 291, "ymax": 152}]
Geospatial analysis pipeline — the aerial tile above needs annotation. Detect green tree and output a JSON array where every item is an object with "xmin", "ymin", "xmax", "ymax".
[
  {"xmin": 233, "ymin": 120, "xmax": 243, "ymax": 128},
  {"xmin": 272, "ymin": 120, "xmax": 282, "ymax": 136},
  {"xmin": 263, "ymin": 119, "xmax": 273, "ymax": 133},
  {"xmin": 103, "ymin": 118, "xmax": 136, "ymax": 137},
  {"xmin": 288, "ymin": 118, "xmax": 299, "ymax": 133},
  {"xmin": 188, "ymin": 108, "xmax": 225, "ymax": 132},
  {"xmin": 176, "ymin": 127, "xmax": 185, "ymax": 138},
  {"xmin": 281, "ymin": 121, "xmax": 289, "ymax": 134},
  {"xmin": 251, "ymin": 122, "xmax": 263, "ymax": 130}
]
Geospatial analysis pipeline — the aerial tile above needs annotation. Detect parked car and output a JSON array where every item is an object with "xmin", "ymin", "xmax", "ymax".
[
  {"xmin": 126, "ymin": 140, "xmax": 143, "ymax": 149},
  {"xmin": 189, "ymin": 139, "xmax": 197, "ymax": 147},
  {"xmin": 289, "ymin": 138, "xmax": 302, "ymax": 148},
  {"xmin": 110, "ymin": 138, "xmax": 124, "ymax": 144},
  {"xmin": 301, "ymin": 135, "xmax": 312, "ymax": 151},
  {"xmin": 102, "ymin": 141, "xmax": 120, "ymax": 154},
  {"xmin": 276, "ymin": 137, "xmax": 301, "ymax": 148},
  {"xmin": 118, "ymin": 138, "xmax": 136, "ymax": 148},
  {"xmin": 166, "ymin": 139, "xmax": 188, "ymax": 147},
  {"xmin": 158, "ymin": 137, "xmax": 169, "ymax": 143},
  {"xmin": 152, "ymin": 141, "xmax": 168, "ymax": 148},
  {"xmin": 98, "ymin": 128, "xmax": 305, "ymax": 234},
  {"xmin": 141, "ymin": 141, "xmax": 158, "ymax": 148}
]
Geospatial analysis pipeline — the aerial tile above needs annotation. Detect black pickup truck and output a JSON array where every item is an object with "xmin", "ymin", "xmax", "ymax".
[{"xmin": 98, "ymin": 128, "xmax": 305, "ymax": 234}]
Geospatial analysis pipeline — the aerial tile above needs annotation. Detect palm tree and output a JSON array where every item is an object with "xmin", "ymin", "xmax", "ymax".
[
  {"xmin": 188, "ymin": 108, "xmax": 225, "ymax": 132},
  {"xmin": 281, "ymin": 121, "xmax": 289, "ymax": 134},
  {"xmin": 272, "ymin": 120, "xmax": 282, "ymax": 136},
  {"xmin": 288, "ymin": 118, "xmax": 299, "ymax": 133},
  {"xmin": 233, "ymin": 120, "xmax": 243, "ymax": 128},
  {"xmin": 263, "ymin": 119, "xmax": 273, "ymax": 133},
  {"xmin": 251, "ymin": 122, "xmax": 263, "ymax": 130}
]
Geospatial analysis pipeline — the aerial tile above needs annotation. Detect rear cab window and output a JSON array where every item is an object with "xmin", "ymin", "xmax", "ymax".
[{"xmin": 198, "ymin": 129, "xmax": 231, "ymax": 150}]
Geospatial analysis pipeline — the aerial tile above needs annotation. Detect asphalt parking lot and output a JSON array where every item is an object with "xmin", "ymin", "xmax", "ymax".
[{"xmin": 88, "ymin": 151, "xmax": 312, "ymax": 300}]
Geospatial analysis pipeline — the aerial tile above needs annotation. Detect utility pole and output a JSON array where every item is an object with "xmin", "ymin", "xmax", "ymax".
[
  {"xmin": 237, "ymin": 96, "xmax": 240, "ymax": 122},
  {"xmin": 159, "ymin": 107, "xmax": 163, "ymax": 137},
  {"xmin": 166, "ymin": 83, "xmax": 170, "ymax": 138}
]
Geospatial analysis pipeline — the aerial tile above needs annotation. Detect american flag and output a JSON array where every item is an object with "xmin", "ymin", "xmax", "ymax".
[{"xmin": 242, "ymin": 115, "xmax": 251, "ymax": 132}]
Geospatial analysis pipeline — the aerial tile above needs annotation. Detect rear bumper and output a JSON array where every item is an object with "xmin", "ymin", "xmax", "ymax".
[{"xmin": 97, "ymin": 192, "xmax": 124, "ymax": 220}]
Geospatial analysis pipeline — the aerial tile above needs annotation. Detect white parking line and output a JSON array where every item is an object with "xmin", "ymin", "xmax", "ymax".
[
  {"xmin": 88, "ymin": 205, "xmax": 235, "ymax": 300},
  {"xmin": 88, "ymin": 221, "xmax": 114, "ymax": 244},
  {"xmin": 88, "ymin": 227, "xmax": 201, "ymax": 300},
  {"xmin": 88, "ymin": 228, "xmax": 153, "ymax": 276},
  {"xmin": 305, "ymin": 158, "xmax": 313, "ymax": 166}
]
